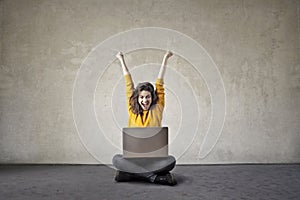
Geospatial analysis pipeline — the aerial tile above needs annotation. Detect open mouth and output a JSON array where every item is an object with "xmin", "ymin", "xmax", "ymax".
[{"xmin": 141, "ymin": 102, "xmax": 150, "ymax": 110}]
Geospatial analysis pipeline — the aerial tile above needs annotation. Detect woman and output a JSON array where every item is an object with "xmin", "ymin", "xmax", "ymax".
[{"xmin": 112, "ymin": 51, "xmax": 177, "ymax": 186}]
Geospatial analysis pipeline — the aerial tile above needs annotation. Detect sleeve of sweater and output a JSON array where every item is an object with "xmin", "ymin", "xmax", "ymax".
[
  {"xmin": 124, "ymin": 74, "xmax": 134, "ymax": 112},
  {"xmin": 155, "ymin": 78, "xmax": 165, "ymax": 107}
]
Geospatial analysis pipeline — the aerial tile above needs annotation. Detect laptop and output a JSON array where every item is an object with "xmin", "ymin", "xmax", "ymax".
[{"xmin": 122, "ymin": 127, "xmax": 168, "ymax": 158}]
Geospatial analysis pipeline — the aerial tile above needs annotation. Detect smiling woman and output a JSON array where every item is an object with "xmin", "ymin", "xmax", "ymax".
[
  {"xmin": 130, "ymin": 82, "xmax": 157, "ymax": 115},
  {"xmin": 138, "ymin": 89, "xmax": 153, "ymax": 111},
  {"xmin": 113, "ymin": 51, "xmax": 177, "ymax": 186},
  {"xmin": 116, "ymin": 51, "xmax": 172, "ymax": 127}
]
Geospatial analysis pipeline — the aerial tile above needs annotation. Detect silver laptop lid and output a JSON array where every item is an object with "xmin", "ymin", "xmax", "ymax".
[{"xmin": 122, "ymin": 127, "xmax": 168, "ymax": 158}]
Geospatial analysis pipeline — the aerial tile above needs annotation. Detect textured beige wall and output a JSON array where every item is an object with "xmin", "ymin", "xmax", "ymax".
[{"xmin": 0, "ymin": 0, "xmax": 299, "ymax": 164}]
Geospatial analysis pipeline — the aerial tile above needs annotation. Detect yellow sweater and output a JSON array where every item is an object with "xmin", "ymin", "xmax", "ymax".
[{"xmin": 124, "ymin": 74, "xmax": 164, "ymax": 127}]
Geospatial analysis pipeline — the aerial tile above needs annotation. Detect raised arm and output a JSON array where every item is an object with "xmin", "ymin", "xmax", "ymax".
[
  {"xmin": 116, "ymin": 52, "xmax": 130, "ymax": 75},
  {"xmin": 155, "ymin": 51, "xmax": 173, "ymax": 108},
  {"xmin": 157, "ymin": 51, "xmax": 173, "ymax": 80},
  {"xmin": 116, "ymin": 52, "xmax": 134, "ymax": 112}
]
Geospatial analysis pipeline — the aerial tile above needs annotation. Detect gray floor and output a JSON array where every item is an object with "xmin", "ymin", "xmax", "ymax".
[{"xmin": 0, "ymin": 164, "xmax": 299, "ymax": 200}]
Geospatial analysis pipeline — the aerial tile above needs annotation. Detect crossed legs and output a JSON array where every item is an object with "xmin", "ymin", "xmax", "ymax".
[{"xmin": 112, "ymin": 154, "xmax": 177, "ymax": 185}]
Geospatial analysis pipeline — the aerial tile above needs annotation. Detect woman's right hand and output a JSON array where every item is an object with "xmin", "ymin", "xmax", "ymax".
[
  {"xmin": 116, "ymin": 52, "xmax": 130, "ymax": 75},
  {"xmin": 116, "ymin": 52, "xmax": 124, "ymax": 60}
]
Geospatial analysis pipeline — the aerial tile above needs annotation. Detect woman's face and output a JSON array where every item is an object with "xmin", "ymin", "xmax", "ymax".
[{"xmin": 138, "ymin": 90, "xmax": 152, "ymax": 111}]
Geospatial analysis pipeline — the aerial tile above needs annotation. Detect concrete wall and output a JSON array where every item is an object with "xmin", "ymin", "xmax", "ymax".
[{"xmin": 0, "ymin": 0, "xmax": 299, "ymax": 164}]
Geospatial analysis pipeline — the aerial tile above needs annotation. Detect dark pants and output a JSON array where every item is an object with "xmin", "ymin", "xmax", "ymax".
[{"xmin": 112, "ymin": 154, "xmax": 176, "ymax": 182}]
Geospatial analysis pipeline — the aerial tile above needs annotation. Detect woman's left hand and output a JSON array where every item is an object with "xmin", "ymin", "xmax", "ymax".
[{"xmin": 164, "ymin": 51, "xmax": 173, "ymax": 59}]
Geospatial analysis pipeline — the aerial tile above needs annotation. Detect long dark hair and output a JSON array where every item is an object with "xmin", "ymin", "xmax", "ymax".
[{"xmin": 130, "ymin": 82, "xmax": 158, "ymax": 115}]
